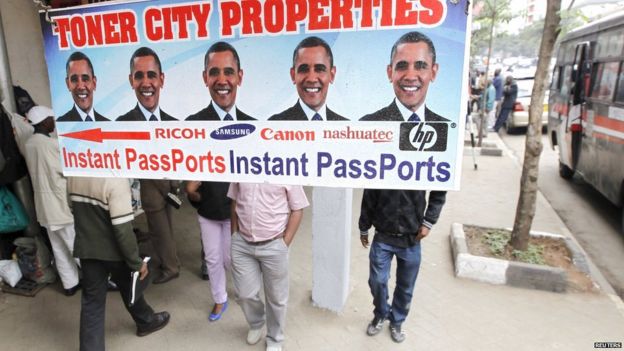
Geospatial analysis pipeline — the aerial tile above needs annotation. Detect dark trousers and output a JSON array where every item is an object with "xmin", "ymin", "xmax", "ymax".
[
  {"xmin": 145, "ymin": 207, "xmax": 180, "ymax": 275},
  {"xmin": 80, "ymin": 259, "xmax": 154, "ymax": 351},
  {"xmin": 369, "ymin": 240, "xmax": 421, "ymax": 327},
  {"xmin": 494, "ymin": 108, "xmax": 512, "ymax": 132}
]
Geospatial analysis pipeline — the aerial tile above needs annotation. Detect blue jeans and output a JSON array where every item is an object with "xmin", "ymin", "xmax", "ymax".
[{"xmin": 368, "ymin": 240, "xmax": 421, "ymax": 327}]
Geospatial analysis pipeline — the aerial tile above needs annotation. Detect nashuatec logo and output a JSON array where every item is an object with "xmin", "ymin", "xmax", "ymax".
[
  {"xmin": 210, "ymin": 123, "xmax": 256, "ymax": 140},
  {"xmin": 399, "ymin": 122, "xmax": 449, "ymax": 151}
]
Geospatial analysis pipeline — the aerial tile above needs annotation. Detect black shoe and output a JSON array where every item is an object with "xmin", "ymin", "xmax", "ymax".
[
  {"xmin": 366, "ymin": 316, "xmax": 385, "ymax": 336},
  {"xmin": 153, "ymin": 271, "xmax": 179, "ymax": 284},
  {"xmin": 201, "ymin": 273, "xmax": 209, "ymax": 281},
  {"xmin": 64, "ymin": 283, "xmax": 81, "ymax": 296},
  {"xmin": 389, "ymin": 324, "xmax": 405, "ymax": 343},
  {"xmin": 136, "ymin": 311, "xmax": 170, "ymax": 337}
]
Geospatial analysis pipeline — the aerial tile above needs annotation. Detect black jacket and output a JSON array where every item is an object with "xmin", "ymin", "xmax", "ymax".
[
  {"xmin": 117, "ymin": 104, "xmax": 177, "ymax": 121},
  {"xmin": 358, "ymin": 189, "xmax": 446, "ymax": 247},
  {"xmin": 186, "ymin": 102, "xmax": 256, "ymax": 121},
  {"xmin": 360, "ymin": 100, "xmax": 449, "ymax": 122},
  {"xmin": 188, "ymin": 181, "xmax": 231, "ymax": 221},
  {"xmin": 57, "ymin": 106, "xmax": 110, "ymax": 122},
  {"xmin": 269, "ymin": 101, "xmax": 348, "ymax": 121}
]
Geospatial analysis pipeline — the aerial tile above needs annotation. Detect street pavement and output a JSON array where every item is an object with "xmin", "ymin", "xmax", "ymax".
[{"xmin": 1, "ymin": 132, "xmax": 623, "ymax": 350}]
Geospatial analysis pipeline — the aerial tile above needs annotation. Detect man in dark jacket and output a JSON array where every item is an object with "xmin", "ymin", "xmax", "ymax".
[
  {"xmin": 493, "ymin": 75, "xmax": 518, "ymax": 132},
  {"xmin": 359, "ymin": 189, "xmax": 446, "ymax": 343},
  {"xmin": 68, "ymin": 177, "xmax": 170, "ymax": 350}
]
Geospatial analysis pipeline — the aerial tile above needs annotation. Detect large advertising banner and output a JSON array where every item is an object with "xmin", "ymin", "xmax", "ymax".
[{"xmin": 40, "ymin": 0, "xmax": 470, "ymax": 190}]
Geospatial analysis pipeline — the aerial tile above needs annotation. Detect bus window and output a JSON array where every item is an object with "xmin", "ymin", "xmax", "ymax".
[
  {"xmin": 615, "ymin": 62, "xmax": 624, "ymax": 103},
  {"xmin": 591, "ymin": 61, "xmax": 619, "ymax": 101},
  {"xmin": 596, "ymin": 29, "xmax": 624, "ymax": 59},
  {"xmin": 551, "ymin": 66, "xmax": 561, "ymax": 90},
  {"xmin": 561, "ymin": 65, "xmax": 573, "ymax": 97}
]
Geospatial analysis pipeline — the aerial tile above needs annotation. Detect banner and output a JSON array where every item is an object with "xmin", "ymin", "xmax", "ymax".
[{"xmin": 40, "ymin": 0, "xmax": 471, "ymax": 190}]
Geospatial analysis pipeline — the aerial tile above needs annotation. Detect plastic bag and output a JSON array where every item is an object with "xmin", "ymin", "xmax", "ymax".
[
  {"xmin": 14, "ymin": 236, "xmax": 56, "ymax": 284},
  {"xmin": 0, "ymin": 259, "xmax": 22, "ymax": 287},
  {"xmin": 0, "ymin": 186, "xmax": 29, "ymax": 233}
]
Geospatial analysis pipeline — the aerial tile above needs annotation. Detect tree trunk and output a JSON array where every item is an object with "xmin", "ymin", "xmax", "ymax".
[
  {"xmin": 510, "ymin": 0, "xmax": 562, "ymax": 251},
  {"xmin": 478, "ymin": 1, "xmax": 497, "ymax": 147}
]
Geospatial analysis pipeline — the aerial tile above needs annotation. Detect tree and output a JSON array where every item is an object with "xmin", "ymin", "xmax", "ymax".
[
  {"xmin": 471, "ymin": 0, "xmax": 512, "ymax": 146},
  {"xmin": 510, "ymin": 0, "xmax": 562, "ymax": 250}
]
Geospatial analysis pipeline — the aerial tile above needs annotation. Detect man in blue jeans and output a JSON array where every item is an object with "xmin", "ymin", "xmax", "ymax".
[{"xmin": 359, "ymin": 189, "xmax": 446, "ymax": 343}]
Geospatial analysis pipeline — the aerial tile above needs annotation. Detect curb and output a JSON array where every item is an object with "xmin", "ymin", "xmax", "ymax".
[{"xmin": 450, "ymin": 223, "xmax": 593, "ymax": 293}]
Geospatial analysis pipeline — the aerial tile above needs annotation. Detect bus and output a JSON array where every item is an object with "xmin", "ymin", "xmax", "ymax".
[{"xmin": 548, "ymin": 12, "xmax": 624, "ymax": 233}]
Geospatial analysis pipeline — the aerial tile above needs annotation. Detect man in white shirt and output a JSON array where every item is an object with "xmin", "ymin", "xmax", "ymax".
[{"xmin": 24, "ymin": 106, "xmax": 80, "ymax": 295}]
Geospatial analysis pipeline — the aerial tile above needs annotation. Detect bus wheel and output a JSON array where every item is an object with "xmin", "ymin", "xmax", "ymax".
[{"xmin": 559, "ymin": 161, "xmax": 574, "ymax": 179}]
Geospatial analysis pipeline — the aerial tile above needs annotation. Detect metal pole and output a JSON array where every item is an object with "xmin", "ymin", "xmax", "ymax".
[{"xmin": 0, "ymin": 10, "xmax": 39, "ymax": 238}]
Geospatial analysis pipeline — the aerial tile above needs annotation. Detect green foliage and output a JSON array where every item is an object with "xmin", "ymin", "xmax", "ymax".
[
  {"xmin": 482, "ymin": 229, "xmax": 510, "ymax": 256},
  {"xmin": 470, "ymin": 4, "xmax": 589, "ymax": 60},
  {"xmin": 481, "ymin": 228, "xmax": 546, "ymax": 265},
  {"xmin": 513, "ymin": 246, "xmax": 546, "ymax": 265}
]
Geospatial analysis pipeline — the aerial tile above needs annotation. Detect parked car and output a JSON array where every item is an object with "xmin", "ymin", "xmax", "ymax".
[{"xmin": 505, "ymin": 77, "xmax": 549, "ymax": 133}]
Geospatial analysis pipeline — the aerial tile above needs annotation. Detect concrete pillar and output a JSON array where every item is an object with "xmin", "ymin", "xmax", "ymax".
[
  {"xmin": 311, "ymin": 187, "xmax": 352, "ymax": 312},
  {"xmin": 0, "ymin": 11, "xmax": 38, "ymax": 238}
]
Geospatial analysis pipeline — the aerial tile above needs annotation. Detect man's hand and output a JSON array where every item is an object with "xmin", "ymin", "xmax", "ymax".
[
  {"xmin": 415, "ymin": 226, "xmax": 430, "ymax": 241},
  {"xmin": 139, "ymin": 262, "xmax": 149, "ymax": 281},
  {"xmin": 360, "ymin": 234, "xmax": 369, "ymax": 248}
]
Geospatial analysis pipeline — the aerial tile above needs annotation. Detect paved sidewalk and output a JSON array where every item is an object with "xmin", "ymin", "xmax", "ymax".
[{"xmin": 1, "ymin": 131, "xmax": 623, "ymax": 350}]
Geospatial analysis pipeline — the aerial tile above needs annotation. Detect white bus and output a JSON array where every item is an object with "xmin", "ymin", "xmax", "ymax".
[{"xmin": 548, "ymin": 12, "xmax": 624, "ymax": 233}]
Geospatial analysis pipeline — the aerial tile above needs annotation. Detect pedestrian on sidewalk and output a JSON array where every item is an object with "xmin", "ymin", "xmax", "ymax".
[
  {"xmin": 186, "ymin": 180, "xmax": 231, "ymax": 321},
  {"xmin": 23, "ymin": 106, "xmax": 80, "ymax": 296},
  {"xmin": 68, "ymin": 176, "xmax": 170, "ymax": 350},
  {"xmin": 359, "ymin": 189, "xmax": 446, "ymax": 343},
  {"xmin": 492, "ymin": 68, "xmax": 503, "ymax": 117},
  {"xmin": 485, "ymin": 79, "xmax": 496, "ymax": 131},
  {"xmin": 228, "ymin": 183, "xmax": 308, "ymax": 351},
  {"xmin": 493, "ymin": 75, "xmax": 518, "ymax": 132}
]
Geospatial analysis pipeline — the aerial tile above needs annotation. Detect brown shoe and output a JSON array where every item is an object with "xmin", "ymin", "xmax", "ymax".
[
  {"xmin": 136, "ymin": 311, "xmax": 170, "ymax": 337},
  {"xmin": 153, "ymin": 272, "xmax": 179, "ymax": 284}
]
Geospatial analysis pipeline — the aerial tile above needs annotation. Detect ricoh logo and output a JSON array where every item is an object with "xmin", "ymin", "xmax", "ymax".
[
  {"xmin": 399, "ymin": 122, "xmax": 449, "ymax": 152},
  {"xmin": 210, "ymin": 124, "xmax": 256, "ymax": 140}
]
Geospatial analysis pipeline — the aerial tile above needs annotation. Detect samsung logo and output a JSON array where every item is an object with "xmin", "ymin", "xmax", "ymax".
[{"xmin": 210, "ymin": 124, "xmax": 256, "ymax": 140}]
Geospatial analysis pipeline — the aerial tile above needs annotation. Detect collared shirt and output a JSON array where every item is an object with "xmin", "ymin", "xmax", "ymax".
[
  {"xmin": 299, "ymin": 100, "xmax": 327, "ymax": 120},
  {"xmin": 138, "ymin": 103, "xmax": 161, "ymax": 121},
  {"xmin": 75, "ymin": 104, "xmax": 95, "ymax": 122},
  {"xmin": 395, "ymin": 99, "xmax": 426, "ymax": 121},
  {"xmin": 227, "ymin": 183, "xmax": 309, "ymax": 242},
  {"xmin": 213, "ymin": 102, "xmax": 238, "ymax": 120}
]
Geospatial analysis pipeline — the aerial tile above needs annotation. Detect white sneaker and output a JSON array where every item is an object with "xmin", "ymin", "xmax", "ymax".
[
  {"xmin": 266, "ymin": 345, "xmax": 282, "ymax": 351},
  {"xmin": 247, "ymin": 328, "xmax": 263, "ymax": 345}
]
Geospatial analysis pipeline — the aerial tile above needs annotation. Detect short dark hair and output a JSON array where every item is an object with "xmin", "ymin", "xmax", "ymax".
[
  {"xmin": 292, "ymin": 36, "xmax": 333, "ymax": 68},
  {"xmin": 129, "ymin": 47, "xmax": 162, "ymax": 73},
  {"xmin": 66, "ymin": 51, "xmax": 94, "ymax": 77},
  {"xmin": 390, "ymin": 31, "xmax": 436, "ymax": 65},
  {"xmin": 205, "ymin": 41, "xmax": 240, "ymax": 71}
]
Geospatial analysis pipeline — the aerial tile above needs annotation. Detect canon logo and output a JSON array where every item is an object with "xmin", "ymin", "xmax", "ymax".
[{"xmin": 260, "ymin": 128, "xmax": 315, "ymax": 141}]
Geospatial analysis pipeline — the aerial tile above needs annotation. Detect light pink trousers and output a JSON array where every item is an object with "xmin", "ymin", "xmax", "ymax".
[{"xmin": 198, "ymin": 216, "xmax": 231, "ymax": 304}]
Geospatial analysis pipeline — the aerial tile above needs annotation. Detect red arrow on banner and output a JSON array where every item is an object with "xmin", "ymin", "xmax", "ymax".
[{"xmin": 60, "ymin": 128, "xmax": 151, "ymax": 143}]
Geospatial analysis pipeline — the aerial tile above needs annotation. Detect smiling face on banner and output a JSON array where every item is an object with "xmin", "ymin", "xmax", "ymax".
[
  {"xmin": 204, "ymin": 50, "xmax": 243, "ymax": 112},
  {"xmin": 66, "ymin": 59, "xmax": 97, "ymax": 113},
  {"xmin": 290, "ymin": 45, "xmax": 336, "ymax": 112},
  {"xmin": 387, "ymin": 41, "xmax": 438, "ymax": 112},
  {"xmin": 129, "ymin": 55, "xmax": 164, "ymax": 112}
]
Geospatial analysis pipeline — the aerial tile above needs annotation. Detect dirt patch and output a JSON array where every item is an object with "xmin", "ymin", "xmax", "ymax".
[{"xmin": 464, "ymin": 225, "xmax": 597, "ymax": 293}]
